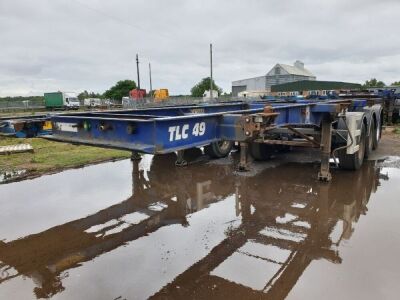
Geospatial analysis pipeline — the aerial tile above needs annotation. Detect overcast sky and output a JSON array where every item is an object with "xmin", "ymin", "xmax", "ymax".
[{"xmin": 0, "ymin": 0, "xmax": 399, "ymax": 97}]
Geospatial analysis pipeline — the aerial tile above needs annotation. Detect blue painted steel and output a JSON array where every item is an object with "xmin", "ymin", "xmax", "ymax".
[
  {"xmin": 50, "ymin": 99, "xmax": 367, "ymax": 154},
  {"xmin": 0, "ymin": 119, "xmax": 51, "ymax": 138},
  {"xmin": 0, "ymin": 121, "xmax": 15, "ymax": 135}
]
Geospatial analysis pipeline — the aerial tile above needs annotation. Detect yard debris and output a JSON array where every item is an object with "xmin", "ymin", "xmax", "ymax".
[{"xmin": 0, "ymin": 143, "xmax": 33, "ymax": 155}]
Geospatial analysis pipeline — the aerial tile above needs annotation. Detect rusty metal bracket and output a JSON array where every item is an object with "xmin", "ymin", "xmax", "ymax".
[
  {"xmin": 242, "ymin": 106, "xmax": 279, "ymax": 140},
  {"xmin": 285, "ymin": 125, "xmax": 321, "ymax": 147},
  {"xmin": 237, "ymin": 142, "xmax": 249, "ymax": 171},
  {"xmin": 318, "ymin": 118, "xmax": 333, "ymax": 182}
]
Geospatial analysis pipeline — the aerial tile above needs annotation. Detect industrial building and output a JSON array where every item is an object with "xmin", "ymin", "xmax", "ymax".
[
  {"xmin": 232, "ymin": 60, "xmax": 316, "ymax": 96},
  {"xmin": 270, "ymin": 80, "xmax": 361, "ymax": 97}
]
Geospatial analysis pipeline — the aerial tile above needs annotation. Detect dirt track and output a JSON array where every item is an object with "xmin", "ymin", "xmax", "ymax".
[{"xmin": 371, "ymin": 131, "xmax": 400, "ymax": 159}]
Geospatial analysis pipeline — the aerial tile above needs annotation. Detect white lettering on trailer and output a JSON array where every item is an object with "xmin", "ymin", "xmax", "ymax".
[
  {"xmin": 182, "ymin": 124, "xmax": 189, "ymax": 139},
  {"xmin": 168, "ymin": 122, "xmax": 206, "ymax": 142},
  {"xmin": 168, "ymin": 126, "xmax": 176, "ymax": 141}
]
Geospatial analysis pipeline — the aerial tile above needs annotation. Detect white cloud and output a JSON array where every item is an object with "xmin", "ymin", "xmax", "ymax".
[{"xmin": 0, "ymin": 0, "xmax": 399, "ymax": 96}]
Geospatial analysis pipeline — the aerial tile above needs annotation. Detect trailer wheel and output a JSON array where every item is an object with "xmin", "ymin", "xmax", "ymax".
[
  {"xmin": 371, "ymin": 117, "xmax": 379, "ymax": 150},
  {"xmin": 339, "ymin": 124, "xmax": 366, "ymax": 170},
  {"xmin": 249, "ymin": 142, "xmax": 274, "ymax": 160},
  {"xmin": 205, "ymin": 141, "xmax": 234, "ymax": 158},
  {"xmin": 365, "ymin": 121, "xmax": 374, "ymax": 158}
]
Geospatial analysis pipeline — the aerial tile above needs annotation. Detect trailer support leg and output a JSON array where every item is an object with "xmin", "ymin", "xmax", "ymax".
[
  {"xmin": 318, "ymin": 118, "xmax": 332, "ymax": 182},
  {"xmin": 130, "ymin": 151, "xmax": 141, "ymax": 161},
  {"xmin": 175, "ymin": 150, "xmax": 188, "ymax": 167},
  {"xmin": 238, "ymin": 142, "xmax": 249, "ymax": 171}
]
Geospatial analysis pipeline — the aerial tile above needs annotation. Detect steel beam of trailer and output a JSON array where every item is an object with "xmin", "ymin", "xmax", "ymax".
[{"xmin": 49, "ymin": 99, "xmax": 382, "ymax": 181}]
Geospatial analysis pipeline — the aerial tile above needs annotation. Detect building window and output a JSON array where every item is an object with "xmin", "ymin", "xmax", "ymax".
[{"xmin": 275, "ymin": 67, "xmax": 281, "ymax": 75}]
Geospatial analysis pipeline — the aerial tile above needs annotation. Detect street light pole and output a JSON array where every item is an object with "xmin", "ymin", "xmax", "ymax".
[
  {"xmin": 136, "ymin": 54, "xmax": 140, "ymax": 90},
  {"xmin": 149, "ymin": 63, "xmax": 153, "ymax": 98},
  {"xmin": 210, "ymin": 43, "xmax": 213, "ymax": 100}
]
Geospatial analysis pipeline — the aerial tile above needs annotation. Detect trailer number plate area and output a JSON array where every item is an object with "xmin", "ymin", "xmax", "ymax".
[
  {"xmin": 168, "ymin": 122, "xmax": 206, "ymax": 141},
  {"xmin": 55, "ymin": 122, "xmax": 78, "ymax": 132}
]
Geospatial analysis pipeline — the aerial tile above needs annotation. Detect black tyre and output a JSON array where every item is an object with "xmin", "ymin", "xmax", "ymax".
[
  {"xmin": 365, "ymin": 120, "xmax": 374, "ymax": 158},
  {"xmin": 249, "ymin": 142, "xmax": 274, "ymax": 160},
  {"xmin": 371, "ymin": 116, "xmax": 379, "ymax": 150},
  {"xmin": 205, "ymin": 141, "xmax": 234, "ymax": 158},
  {"xmin": 339, "ymin": 124, "xmax": 366, "ymax": 170}
]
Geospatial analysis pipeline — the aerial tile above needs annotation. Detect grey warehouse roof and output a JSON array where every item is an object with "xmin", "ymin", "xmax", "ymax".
[{"xmin": 270, "ymin": 63, "xmax": 315, "ymax": 77}]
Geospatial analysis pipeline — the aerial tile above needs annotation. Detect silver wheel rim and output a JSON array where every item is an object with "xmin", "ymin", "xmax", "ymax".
[{"xmin": 218, "ymin": 141, "xmax": 231, "ymax": 152}]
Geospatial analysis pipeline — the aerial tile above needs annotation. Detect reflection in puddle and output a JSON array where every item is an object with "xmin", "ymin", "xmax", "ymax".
[{"xmin": 0, "ymin": 152, "xmax": 398, "ymax": 299}]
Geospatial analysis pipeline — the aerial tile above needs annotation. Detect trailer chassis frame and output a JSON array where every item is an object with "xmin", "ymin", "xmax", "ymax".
[{"xmin": 49, "ymin": 99, "xmax": 377, "ymax": 181}]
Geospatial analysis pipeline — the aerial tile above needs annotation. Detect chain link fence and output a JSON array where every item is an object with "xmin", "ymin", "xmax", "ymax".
[
  {"xmin": 121, "ymin": 96, "xmax": 245, "ymax": 109},
  {"xmin": 0, "ymin": 99, "xmax": 45, "ymax": 112}
]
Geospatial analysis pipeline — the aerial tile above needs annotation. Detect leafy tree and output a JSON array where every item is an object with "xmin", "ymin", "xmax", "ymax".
[
  {"xmin": 78, "ymin": 90, "xmax": 103, "ymax": 100},
  {"xmin": 190, "ymin": 77, "xmax": 222, "ymax": 97},
  {"xmin": 391, "ymin": 81, "xmax": 400, "ymax": 86},
  {"xmin": 362, "ymin": 78, "xmax": 385, "ymax": 88},
  {"xmin": 104, "ymin": 80, "xmax": 137, "ymax": 100}
]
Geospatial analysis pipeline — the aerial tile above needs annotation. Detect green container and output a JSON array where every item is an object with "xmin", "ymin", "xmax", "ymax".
[{"xmin": 44, "ymin": 92, "xmax": 64, "ymax": 108}]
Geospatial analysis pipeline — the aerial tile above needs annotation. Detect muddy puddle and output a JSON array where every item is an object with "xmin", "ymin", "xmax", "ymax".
[{"xmin": 0, "ymin": 151, "xmax": 399, "ymax": 299}]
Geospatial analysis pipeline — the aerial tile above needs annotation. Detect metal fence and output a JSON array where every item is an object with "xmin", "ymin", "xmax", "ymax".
[
  {"xmin": 121, "ymin": 96, "xmax": 243, "ymax": 109},
  {"xmin": 0, "ymin": 99, "xmax": 45, "ymax": 112}
]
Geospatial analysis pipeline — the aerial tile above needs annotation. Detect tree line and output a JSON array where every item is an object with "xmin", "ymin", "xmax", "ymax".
[{"xmin": 362, "ymin": 78, "xmax": 400, "ymax": 88}]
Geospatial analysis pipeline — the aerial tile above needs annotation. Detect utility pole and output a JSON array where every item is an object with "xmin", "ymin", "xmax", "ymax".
[
  {"xmin": 136, "ymin": 54, "xmax": 140, "ymax": 90},
  {"xmin": 149, "ymin": 63, "xmax": 153, "ymax": 98},
  {"xmin": 210, "ymin": 43, "xmax": 213, "ymax": 100}
]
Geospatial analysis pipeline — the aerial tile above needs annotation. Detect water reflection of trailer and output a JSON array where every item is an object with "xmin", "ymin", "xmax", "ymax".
[
  {"xmin": 50, "ymin": 99, "xmax": 382, "ymax": 181},
  {"xmin": 0, "ymin": 155, "xmax": 385, "ymax": 298},
  {"xmin": 152, "ymin": 162, "xmax": 383, "ymax": 299}
]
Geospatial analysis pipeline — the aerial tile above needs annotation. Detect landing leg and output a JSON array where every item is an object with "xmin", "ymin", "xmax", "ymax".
[
  {"xmin": 132, "ymin": 159, "xmax": 140, "ymax": 194},
  {"xmin": 238, "ymin": 142, "xmax": 249, "ymax": 171},
  {"xmin": 318, "ymin": 118, "xmax": 332, "ymax": 182},
  {"xmin": 131, "ymin": 151, "xmax": 142, "ymax": 161},
  {"xmin": 175, "ymin": 150, "xmax": 188, "ymax": 167}
]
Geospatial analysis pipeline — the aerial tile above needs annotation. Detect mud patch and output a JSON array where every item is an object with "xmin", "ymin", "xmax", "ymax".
[{"xmin": 377, "ymin": 156, "xmax": 400, "ymax": 168}]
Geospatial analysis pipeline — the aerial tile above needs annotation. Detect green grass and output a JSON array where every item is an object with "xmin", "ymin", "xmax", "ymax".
[
  {"xmin": 395, "ymin": 127, "xmax": 400, "ymax": 135},
  {"xmin": 0, "ymin": 136, "xmax": 130, "ymax": 176}
]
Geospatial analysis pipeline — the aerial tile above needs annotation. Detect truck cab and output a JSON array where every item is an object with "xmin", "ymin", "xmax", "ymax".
[{"xmin": 64, "ymin": 92, "xmax": 80, "ymax": 109}]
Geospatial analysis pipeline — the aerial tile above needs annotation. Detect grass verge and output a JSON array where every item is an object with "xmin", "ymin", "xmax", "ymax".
[{"xmin": 0, "ymin": 136, "xmax": 130, "ymax": 182}]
